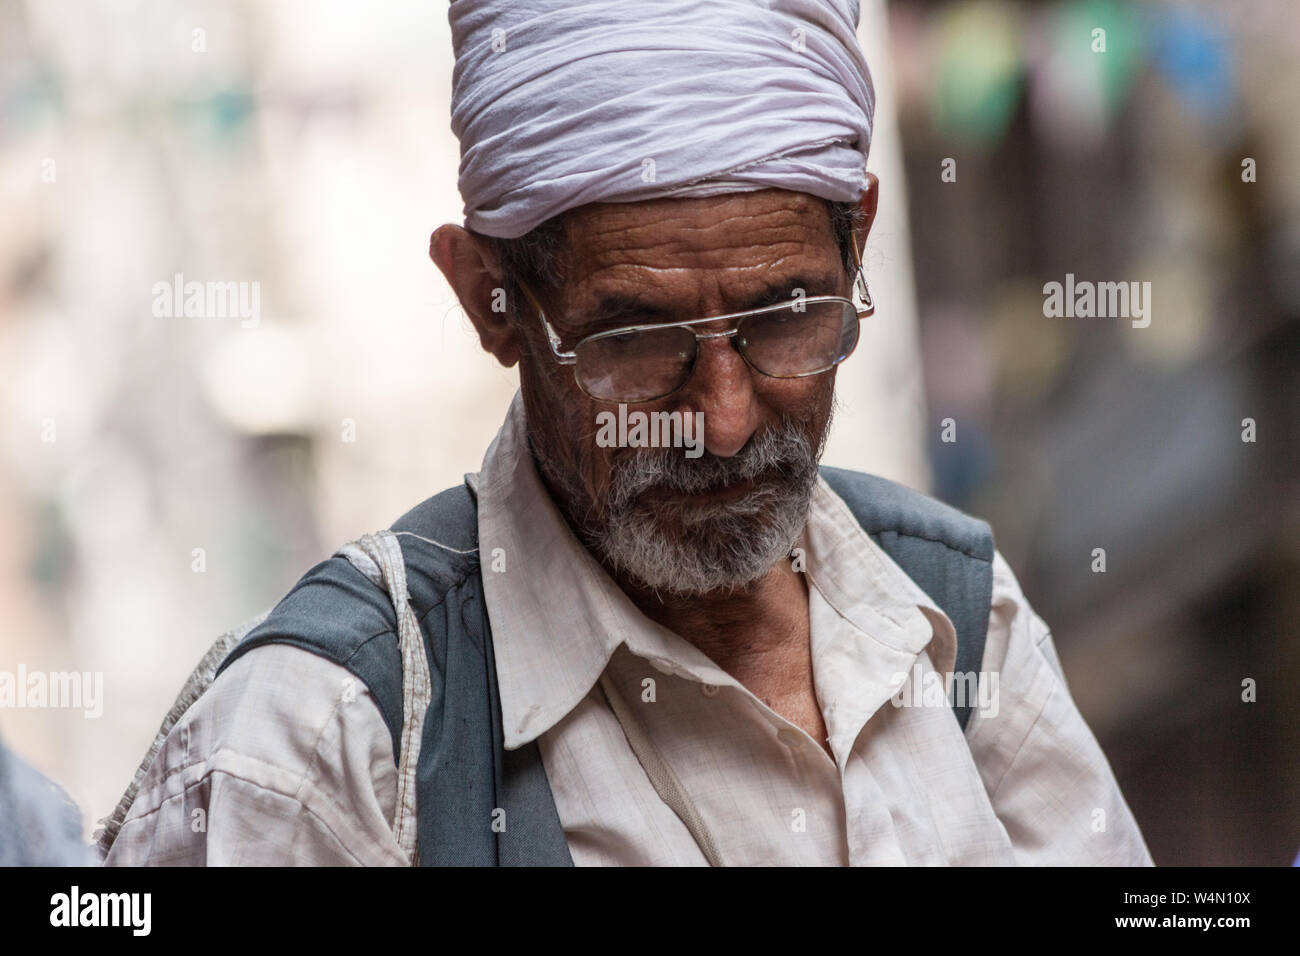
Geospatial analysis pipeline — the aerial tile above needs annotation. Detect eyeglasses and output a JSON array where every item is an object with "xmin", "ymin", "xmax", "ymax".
[{"xmin": 516, "ymin": 236, "xmax": 875, "ymax": 404}]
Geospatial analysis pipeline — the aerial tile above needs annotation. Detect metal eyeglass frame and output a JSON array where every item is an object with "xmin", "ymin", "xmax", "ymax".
[{"xmin": 515, "ymin": 233, "xmax": 875, "ymax": 402}]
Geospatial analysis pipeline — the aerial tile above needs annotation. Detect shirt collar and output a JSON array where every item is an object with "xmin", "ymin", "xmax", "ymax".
[
  {"xmin": 799, "ymin": 480, "xmax": 957, "ymax": 765},
  {"xmin": 475, "ymin": 390, "xmax": 956, "ymax": 751}
]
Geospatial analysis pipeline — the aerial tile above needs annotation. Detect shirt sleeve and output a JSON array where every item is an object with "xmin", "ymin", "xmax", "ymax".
[
  {"xmin": 104, "ymin": 643, "xmax": 407, "ymax": 867},
  {"xmin": 965, "ymin": 550, "xmax": 1154, "ymax": 866}
]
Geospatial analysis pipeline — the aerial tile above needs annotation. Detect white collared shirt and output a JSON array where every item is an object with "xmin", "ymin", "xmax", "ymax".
[{"xmin": 106, "ymin": 393, "xmax": 1152, "ymax": 866}]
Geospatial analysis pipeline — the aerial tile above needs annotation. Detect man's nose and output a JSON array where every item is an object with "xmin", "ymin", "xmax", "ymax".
[{"xmin": 671, "ymin": 334, "xmax": 761, "ymax": 458}]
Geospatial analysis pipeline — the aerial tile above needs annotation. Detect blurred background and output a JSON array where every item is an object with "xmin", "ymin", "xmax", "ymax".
[{"xmin": 1, "ymin": 0, "xmax": 1295, "ymax": 865}]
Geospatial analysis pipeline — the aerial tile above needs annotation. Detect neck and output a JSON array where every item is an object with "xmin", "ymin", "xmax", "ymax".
[{"xmin": 610, "ymin": 557, "xmax": 811, "ymax": 681}]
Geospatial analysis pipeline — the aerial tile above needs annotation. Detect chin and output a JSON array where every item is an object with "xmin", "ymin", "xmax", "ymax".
[{"xmin": 597, "ymin": 489, "xmax": 811, "ymax": 597}]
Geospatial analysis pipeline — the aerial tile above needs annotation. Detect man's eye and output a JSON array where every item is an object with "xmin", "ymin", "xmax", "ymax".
[{"xmin": 590, "ymin": 330, "xmax": 646, "ymax": 352}]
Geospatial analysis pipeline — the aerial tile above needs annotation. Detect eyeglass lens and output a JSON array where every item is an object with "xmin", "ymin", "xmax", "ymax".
[{"xmin": 574, "ymin": 299, "xmax": 859, "ymax": 403}]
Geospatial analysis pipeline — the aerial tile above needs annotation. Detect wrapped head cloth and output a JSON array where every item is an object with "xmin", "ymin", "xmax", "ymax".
[{"xmin": 449, "ymin": 0, "xmax": 876, "ymax": 239}]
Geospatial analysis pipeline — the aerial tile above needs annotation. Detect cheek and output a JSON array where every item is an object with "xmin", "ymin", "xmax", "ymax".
[
  {"xmin": 518, "ymin": 353, "xmax": 621, "ymax": 500},
  {"xmin": 757, "ymin": 367, "xmax": 836, "ymax": 427}
]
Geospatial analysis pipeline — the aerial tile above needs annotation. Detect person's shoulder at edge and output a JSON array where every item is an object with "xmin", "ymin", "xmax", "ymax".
[
  {"xmin": 965, "ymin": 548, "xmax": 1155, "ymax": 866},
  {"xmin": 106, "ymin": 642, "xmax": 404, "ymax": 867},
  {"xmin": 0, "ymin": 735, "xmax": 95, "ymax": 865}
]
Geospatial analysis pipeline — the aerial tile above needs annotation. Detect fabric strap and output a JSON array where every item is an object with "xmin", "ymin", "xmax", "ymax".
[{"xmin": 335, "ymin": 532, "xmax": 430, "ymax": 865}]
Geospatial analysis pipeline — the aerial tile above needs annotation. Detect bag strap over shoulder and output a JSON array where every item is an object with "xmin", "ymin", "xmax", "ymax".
[{"xmin": 334, "ymin": 531, "xmax": 430, "ymax": 865}]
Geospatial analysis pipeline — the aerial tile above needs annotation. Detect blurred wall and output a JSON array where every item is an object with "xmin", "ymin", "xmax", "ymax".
[{"xmin": 891, "ymin": 0, "xmax": 1299, "ymax": 865}]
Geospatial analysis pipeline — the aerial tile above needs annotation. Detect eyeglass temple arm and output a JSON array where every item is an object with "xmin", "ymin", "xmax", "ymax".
[
  {"xmin": 850, "ymin": 231, "xmax": 874, "ymax": 317},
  {"xmin": 517, "ymin": 281, "xmax": 578, "ymax": 363}
]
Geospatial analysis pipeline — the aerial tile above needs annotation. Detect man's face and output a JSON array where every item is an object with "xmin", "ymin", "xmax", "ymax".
[{"xmin": 516, "ymin": 188, "xmax": 852, "ymax": 597}]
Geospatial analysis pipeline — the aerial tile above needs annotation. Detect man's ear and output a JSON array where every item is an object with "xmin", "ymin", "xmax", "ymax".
[{"xmin": 429, "ymin": 225, "xmax": 520, "ymax": 368}]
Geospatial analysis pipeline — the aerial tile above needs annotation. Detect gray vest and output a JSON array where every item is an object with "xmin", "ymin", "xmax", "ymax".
[{"xmin": 217, "ymin": 465, "xmax": 994, "ymax": 866}]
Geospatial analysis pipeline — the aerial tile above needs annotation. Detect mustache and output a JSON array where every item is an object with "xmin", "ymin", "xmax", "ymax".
[{"xmin": 604, "ymin": 418, "xmax": 819, "ymax": 507}]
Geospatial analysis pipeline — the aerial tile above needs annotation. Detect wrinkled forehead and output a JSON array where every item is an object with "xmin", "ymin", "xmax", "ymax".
[{"xmin": 556, "ymin": 189, "xmax": 844, "ymax": 315}]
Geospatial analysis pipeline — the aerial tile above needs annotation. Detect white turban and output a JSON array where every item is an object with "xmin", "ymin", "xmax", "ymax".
[{"xmin": 449, "ymin": 0, "xmax": 876, "ymax": 239}]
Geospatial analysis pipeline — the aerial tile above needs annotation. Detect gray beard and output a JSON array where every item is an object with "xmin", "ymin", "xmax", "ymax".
[{"xmin": 536, "ymin": 413, "xmax": 828, "ymax": 598}]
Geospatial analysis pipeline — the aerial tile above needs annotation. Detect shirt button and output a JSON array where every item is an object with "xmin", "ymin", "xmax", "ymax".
[
  {"xmin": 776, "ymin": 728, "xmax": 803, "ymax": 748},
  {"xmin": 700, "ymin": 683, "xmax": 720, "ymax": 697}
]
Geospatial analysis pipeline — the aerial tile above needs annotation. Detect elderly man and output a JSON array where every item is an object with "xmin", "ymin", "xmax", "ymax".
[{"xmin": 103, "ymin": 0, "xmax": 1151, "ymax": 866}]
